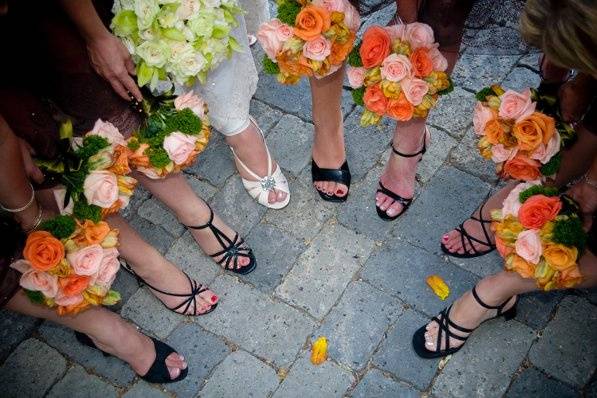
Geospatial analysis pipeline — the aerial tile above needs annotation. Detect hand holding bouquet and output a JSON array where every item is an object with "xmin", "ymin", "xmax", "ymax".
[
  {"xmin": 10, "ymin": 215, "xmax": 122, "ymax": 315},
  {"xmin": 127, "ymin": 92, "xmax": 210, "ymax": 179},
  {"xmin": 492, "ymin": 182, "xmax": 587, "ymax": 290},
  {"xmin": 258, "ymin": 0, "xmax": 360, "ymax": 84},
  {"xmin": 347, "ymin": 23, "xmax": 453, "ymax": 126}
]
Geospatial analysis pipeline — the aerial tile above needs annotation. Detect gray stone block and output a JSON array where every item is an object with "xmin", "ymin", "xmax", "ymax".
[
  {"xmin": 266, "ymin": 114, "xmax": 313, "ymax": 177},
  {"xmin": 0, "ymin": 310, "xmax": 38, "ymax": 361},
  {"xmin": 47, "ymin": 365, "xmax": 118, "ymax": 398},
  {"xmin": 393, "ymin": 166, "xmax": 492, "ymax": 253},
  {"xmin": 199, "ymin": 350, "xmax": 279, "ymax": 397},
  {"xmin": 38, "ymin": 322, "xmax": 135, "ymax": 386},
  {"xmin": 373, "ymin": 309, "xmax": 440, "ymax": 390},
  {"xmin": 0, "ymin": 338, "xmax": 66, "ymax": 398},
  {"xmin": 445, "ymin": 250, "xmax": 504, "ymax": 280},
  {"xmin": 427, "ymin": 87, "xmax": 476, "ymax": 139},
  {"xmin": 432, "ymin": 319, "xmax": 535, "ymax": 398},
  {"xmin": 361, "ymin": 242, "xmax": 478, "ymax": 317},
  {"xmin": 418, "ymin": 126, "xmax": 458, "ymax": 184},
  {"xmin": 449, "ymin": 127, "xmax": 499, "ymax": 183},
  {"xmin": 138, "ymin": 197, "xmax": 185, "ymax": 238},
  {"xmin": 110, "ymin": 270, "xmax": 140, "ymax": 312},
  {"xmin": 315, "ymin": 281, "xmax": 402, "ymax": 369},
  {"xmin": 121, "ymin": 288, "xmax": 183, "ymax": 339},
  {"xmin": 243, "ymin": 223, "xmax": 305, "ymax": 292},
  {"xmin": 250, "ymin": 99, "xmax": 283, "ymax": 134},
  {"xmin": 276, "ymin": 223, "xmax": 375, "ymax": 319},
  {"xmin": 127, "ymin": 216, "xmax": 175, "ymax": 255},
  {"xmin": 351, "ymin": 368, "xmax": 420, "ymax": 398},
  {"xmin": 515, "ymin": 291, "xmax": 563, "ymax": 330},
  {"xmin": 273, "ymin": 352, "xmax": 354, "ymax": 398},
  {"xmin": 123, "ymin": 381, "xmax": 170, "ymax": 398},
  {"xmin": 187, "ymin": 141, "xmax": 236, "ymax": 187},
  {"xmin": 165, "ymin": 231, "xmax": 220, "ymax": 286},
  {"xmin": 196, "ymin": 274, "xmax": 316, "ymax": 367},
  {"xmin": 211, "ymin": 176, "xmax": 267, "ymax": 237},
  {"xmin": 164, "ymin": 323, "xmax": 230, "ymax": 398},
  {"xmin": 529, "ymin": 296, "xmax": 597, "ymax": 387},
  {"xmin": 501, "ymin": 67, "xmax": 541, "ymax": 92},
  {"xmin": 451, "ymin": 53, "xmax": 521, "ymax": 92},
  {"xmin": 505, "ymin": 367, "xmax": 578, "ymax": 398},
  {"xmin": 517, "ymin": 53, "xmax": 541, "ymax": 71},
  {"xmin": 359, "ymin": 0, "xmax": 395, "ymax": 15},
  {"xmin": 357, "ymin": 4, "xmax": 396, "ymax": 36},
  {"xmin": 121, "ymin": 185, "xmax": 151, "ymax": 220}
]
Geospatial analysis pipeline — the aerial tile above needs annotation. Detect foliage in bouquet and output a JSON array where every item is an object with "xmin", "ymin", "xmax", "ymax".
[
  {"xmin": 10, "ymin": 215, "xmax": 122, "ymax": 315},
  {"xmin": 347, "ymin": 23, "xmax": 453, "ymax": 126},
  {"xmin": 491, "ymin": 182, "xmax": 587, "ymax": 290},
  {"xmin": 111, "ymin": 0, "xmax": 243, "ymax": 90},
  {"xmin": 37, "ymin": 120, "xmax": 137, "ymax": 223},
  {"xmin": 258, "ymin": 0, "xmax": 360, "ymax": 84},
  {"xmin": 474, "ymin": 85, "xmax": 575, "ymax": 181},
  {"xmin": 127, "ymin": 91, "xmax": 210, "ymax": 178}
]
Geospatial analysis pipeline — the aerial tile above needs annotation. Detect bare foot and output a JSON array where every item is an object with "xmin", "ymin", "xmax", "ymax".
[{"xmin": 312, "ymin": 123, "xmax": 348, "ymax": 198}]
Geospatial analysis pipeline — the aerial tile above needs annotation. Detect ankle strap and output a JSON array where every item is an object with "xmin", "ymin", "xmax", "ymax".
[
  {"xmin": 184, "ymin": 203, "xmax": 214, "ymax": 230},
  {"xmin": 471, "ymin": 286, "xmax": 510, "ymax": 311},
  {"xmin": 391, "ymin": 139, "xmax": 427, "ymax": 158}
]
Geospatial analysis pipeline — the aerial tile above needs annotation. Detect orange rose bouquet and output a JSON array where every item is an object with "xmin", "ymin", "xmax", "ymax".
[
  {"xmin": 474, "ymin": 84, "xmax": 575, "ymax": 181},
  {"xmin": 491, "ymin": 182, "xmax": 587, "ymax": 290},
  {"xmin": 347, "ymin": 23, "xmax": 453, "ymax": 126},
  {"xmin": 127, "ymin": 91, "xmax": 210, "ymax": 179},
  {"xmin": 9, "ymin": 215, "xmax": 122, "ymax": 315},
  {"xmin": 258, "ymin": 0, "xmax": 360, "ymax": 84}
]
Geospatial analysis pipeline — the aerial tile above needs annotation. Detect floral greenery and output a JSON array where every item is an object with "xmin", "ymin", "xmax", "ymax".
[
  {"xmin": 277, "ymin": 0, "xmax": 301, "ymax": 25},
  {"xmin": 76, "ymin": 136, "xmax": 110, "ymax": 160},
  {"xmin": 475, "ymin": 86, "xmax": 496, "ymax": 102},
  {"xmin": 348, "ymin": 42, "xmax": 362, "ymax": 67},
  {"xmin": 164, "ymin": 108, "xmax": 202, "ymax": 135},
  {"xmin": 148, "ymin": 147, "xmax": 171, "ymax": 168},
  {"xmin": 553, "ymin": 215, "xmax": 587, "ymax": 250},
  {"xmin": 352, "ymin": 87, "xmax": 365, "ymax": 106},
  {"xmin": 519, "ymin": 185, "xmax": 559, "ymax": 203},
  {"xmin": 24, "ymin": 290, "xmax": 45, "ymax": 305},
  {"xmin": 39, "ymin": 215, "xmax": 76, "ymax": 240},
  {"xmin": 540, "ymin": 152, "xmax": 562, "ymax": 176},
  {"xmin": 437, "ymin": 77, "xmax": 454, "ymax": 95},
  {"xmin": 263, "ymin": 55, "xmax": 280, "ymax": 75},
  {"xmin": 73, "ymin": 199, "xmax": 102, "ymax": 224}
]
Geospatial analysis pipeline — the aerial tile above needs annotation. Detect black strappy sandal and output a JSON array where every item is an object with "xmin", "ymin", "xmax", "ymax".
[
  {"xmin": 122, "ymin": 261, "xmax": 217, "ymax": 316},
  {"xmin": 74, "ymin": 331, "xmax": 188, "ymax": 384},
  {"xmin": 311, "ymin": 159, "xmax": 352, "ymax": 203},
  {"xmin": 376, "ymin": 133, "xmax": 428, "ymax": 221},
  {"xmin": 184, "ymin": 204, "xmax": 256, "ymax": 275},
  {"xmin": 440, "ymin": 201, "xmax": 496, "ymax": 258},
  {"xmin": 412, "ymin": 286, "xmax": 518, "ymax": 359}
]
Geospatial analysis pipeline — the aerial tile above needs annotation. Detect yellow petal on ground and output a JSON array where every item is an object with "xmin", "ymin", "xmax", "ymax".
[
  {"xmin": 310, "ymin": 336, "xmax": 328, "ymax": 365},
  {"xmin": 426, "ymin": 275, "xmax": 450, "ymax": 300}
]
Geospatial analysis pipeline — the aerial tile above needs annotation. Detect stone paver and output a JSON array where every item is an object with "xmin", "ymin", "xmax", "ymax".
[
  {"xmin": 188, "ymin": 141, "xmax": 236, "ymax": 187},
  {"xmin": 418, "ymin": 126, "xmax": 458, "ymax": 184},
  {"xmin": 121, "ymin": 288, "xmax": 182, "ymax": 339},
  {"xmin": 505, "ymin": 367, "xmax": 578, "ymax": 398},
  {"xmin": 198, "ymin": 350, "xmax": 279, "ymax": 397},
  {"xmin": 515, "ymin": 291, "xmax": 563, "ymax": 330},
  {"xmin": 185, "ymin": 174, "xmax": 219, "ymax": 201},
  {"xmin": 315, "ymin": 281, "xmax": 402, "ymax": 369},
  {"xmin": 0, "ymin": 310, "xmax": 38, "ymax": 360},
  {"xmin": 250, "ymin": 98, "xmax": 283, "ymax": 134},
  {"xmin": 123, "ymin": 382, "xmax": 171, "ymax": 398},
  {"xmin": 529, "ymin": 296, "xmax": 597, "ymax": 387},
  {"xmin": 427, "ymin": 87, "xmax": 476, "ymax": 139},
  {"xmin": 165, "ymin": 231, "xmax": 221, "ymax": 285},
  {"xmin": 451, "ymin": 52, "xmax": 521, "ymax": 92},
  {"xmin": 449, "ymin": 127, "xmax": 499, "ymax": 183},
  {"xmin": 266, "ymin": 114, "xmax": 313, "ymax": 177},
  {"xmin": 0, "ymin": 338, "xmax": 66, "ymax": 398},
  {"xmin": 273, "ymin": 352, "xmax": 354, "ymax": 398},
  {"xmin": 47, "ymin": 365, "xmax": 118, "ymax": 398},
  {"xmin": 501, "ymin": 66, "xmax": 541, "ymax": 91},
  {"xmin": 138, "ymin": 197, "xmax": 185, "ymax": 237},
  {"xmin": 276, "ymin": 223, "xmax": 375, "ymax": 319},
  {"xmin": 351, "ymin": 368, "xmax": 419, "ymax": 398},
  {"xmin": 127, "ymin": 216, "xmax": 176, "ymax": 254}
]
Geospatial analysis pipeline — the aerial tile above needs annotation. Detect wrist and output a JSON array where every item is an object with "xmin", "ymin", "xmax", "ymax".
[{"xmin": 583, "ymin": 174, "xmax": 597, "ymax": 190}]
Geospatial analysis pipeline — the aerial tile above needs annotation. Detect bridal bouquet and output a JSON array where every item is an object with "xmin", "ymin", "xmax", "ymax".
[
  {"xmin": 127, "ymin": 92, "xmax": 210, "ymax": 178},
  {"xmin": 10, "ymin": 215, "xmax": 121, "ymax": 315},
  {"xmin": 347, "ymin": 23, "xmax": 453, "ymax": 126},
  {"xmin": 474, "ymin": 85, "xmax": 574, "ymax": 181},
  {"xmin": 258, "ymin": 0, "xmax": 360, "ymax": 84},
  {"xmin": 492, "ymin": 182, "xmax": 586, "ymax": 290},
  {"xmin": 111, "ymin": 0, "xmax": 243, "ymax": 89}
]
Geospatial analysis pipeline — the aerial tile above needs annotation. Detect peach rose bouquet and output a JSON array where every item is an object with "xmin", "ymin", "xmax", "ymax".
[
  {"xmin": 258, "ymin": 0, "xmax": 359, "ymax": 84},
  {"xmin": 491, "ymin": 183, "xmax": 587, "ymax": 290},
  {"xmin": 347, "ymin": 23, "xmax": 452, "ymax": 126},
  {"xmin": 10, "ymin": 215, "xmax": 122, "ymax": 315},
  {"xmin": 474, "ymin": 84, "xmax": 575, "ymax": 181},
  {"xmin": 127, "ymin": 91, "xmax": 210, "ymax": 179}
]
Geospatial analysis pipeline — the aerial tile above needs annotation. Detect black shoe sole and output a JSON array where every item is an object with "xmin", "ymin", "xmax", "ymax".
[
  {"xmin": 440, "ymin": 243, "xmax": 495, "ymax": 259},
  {"xmin": 316, "ymin": 190, "xmax": 349, "ymax": 203},
  {"xmin": 229, "ymin": 252, "xmax": 257, "ymax": 275}
]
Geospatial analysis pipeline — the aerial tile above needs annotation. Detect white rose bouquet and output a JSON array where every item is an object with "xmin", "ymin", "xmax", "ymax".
[{"xmin": 111, "ymin": 0, "xmax": 243, "ymax": 90}]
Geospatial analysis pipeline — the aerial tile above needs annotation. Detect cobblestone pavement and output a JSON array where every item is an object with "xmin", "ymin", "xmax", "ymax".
[{"xmin": 1, "ymin": 2, "xmax": 596, "ymax": 397}]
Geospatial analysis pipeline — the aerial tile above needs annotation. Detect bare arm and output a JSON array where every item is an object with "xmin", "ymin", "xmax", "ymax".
[{"xmin": 394, "ymin": 0, "xmax": 420, "ymax": 23}]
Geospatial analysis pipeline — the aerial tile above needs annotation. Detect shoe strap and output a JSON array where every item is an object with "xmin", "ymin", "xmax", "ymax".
[
  {"xmin": 141, "ymin": 338, "xmax": 184, "ymax": 383},
  {"xmin": 471, "ymin": 286, "xmax": 512, "ymax": 314},
  {"xmin": 391, "ymin": 127, "xmax": 429, "ymax": 158},
  {"xmin": 312, "ymin": 160, "xmax": 351, "ymax": 186},
  {"xmin": 229, "ymin": 117, "xmax": 273, "ymax": 183},
  {"xmin": 432, "ymin": 306, "xmax": 472, "ymax": 353},
  {"xmin": 377, "ymin": 182, "xmax": 412, "ymax": 208}
]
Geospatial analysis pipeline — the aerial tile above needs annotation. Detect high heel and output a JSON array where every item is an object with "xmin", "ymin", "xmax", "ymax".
[{"xmin": 440, "ymin": 200, "xmax": 496, "ymax": 258}]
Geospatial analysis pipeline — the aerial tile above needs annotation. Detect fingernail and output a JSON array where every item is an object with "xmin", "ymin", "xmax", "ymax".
[{"xmin": 211, "ymin": 295, "xmax": 218, "ymax": 303}]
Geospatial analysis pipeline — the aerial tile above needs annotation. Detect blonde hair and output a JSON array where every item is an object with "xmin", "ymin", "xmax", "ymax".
[{"xmin": 521, "ymin": 0, "xmax": 597, "ymax": 76}]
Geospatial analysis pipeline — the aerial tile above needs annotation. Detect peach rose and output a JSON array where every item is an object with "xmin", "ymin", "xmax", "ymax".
[
  {"xmin": 387, "ymin": 92, "xmax": 414, "ymax": 121},
  {"xmin": 502, "ymin": 154, "xmax": 542, "ymax": 181},
  {"xmin": 502, "ymin": 181, "xmax": 541, "ymax": 217},
  {"xmin": 364, "ymin": 84, "xmax": 388, "ymax": 115},
  {"xmin": 293, "ymin": 5, "xmax": 331, "ymax": 41},
  {"xmin": 514, "ymin": 229, "xmax": 542, "ymax": 264},
  {"xmin": 303, "ymin": 35, "xmax": 332, "ymax": 61},
  {"xmin": 174, "ymin": 91, "xmax": 206, "ymax": 118},
  {"xmin": 380, "ymin": 53, "xmax": 412, "ymax": 82},
  {"xmin": 405, "ymin": 22, "xmax": 435, "ymax": 49},
  {"xmin": 88, "ymin": 119, "xmax": 126, "ymax": 148},
  {"xmin": 347, "ymin": 66, "xmax": 365, "ymax": 88},
  {"xmin": 11, "ymin": 260, "xmax": 59, "ymax": 298},
  {"xmin": 84, "ymin": 170, "xmax": 119, "ymax": 208},
  {"xmin": 557, "ymin": 265, "xmax": 582, "ymax": 288},
  {"xmin": 410, "ymin": 48, "xmax": 433, "ymax": 78},
  {"xmin": 54, "ymin": 290, "xmax": 85, "ymax": 306},
  {"xmin": 531, "ymin": 133, "xmax": 560, "ymax": 165},
  {"xmin": 93, "ymin": 248, "xmax": 120, "ymax": 289},
  {"xmin": 67, "ymin": 244, "xmax": 104, "ymax": 276},
  {"xmin": 543, "ymin": 244, "xmax": 577, "ymax": 271},
  {"xmin": 491, "ymin": 144, "xmax": 517, "ymax": 163},
  {"xmin": 511, "ymin": 254, "xmax": 536, "ymax": 278},
  {"xmin": 329, "ymin": 31, "xmax": 355, "ymax": 65},
  {"xmin": 428, "ymin": 46, "xmax": 448, "ymax": 72},
  {"xmin": 312, "ymin": 0, "xmax": 346, "ymax": 13},
  {"xmin": 59, "ymin": 275, "xmax": 91, "ymax": 297},
  {"xmin": 360, "ymin": 26, "xmax": 391, "ymax": 68},
  {"xmin": 343, "ymin": 1, "xmax": 361, "ymax": 31},
  {"xmin": 257, "ymin": 19, "xmax": 294, "ymax": 60},
  {"xmin": 513, "ymin": 112, "xmax": 556, "ymax": 152},
  {"xmin": 518, "ymin": 195, "xmax": 562, "ymax": 229},
  {"xmin": 24, "ymin": 231, "xmax": 65, "ymax": 272},
  {"xmin": 498, "ymin": 89, "xmax": 536, "ymax": 121},
  {"xmin": 473, "ymin": 102, "xmax": 495, "ymax": 136},
  {"xmin": 163, "ymin": 132, "xmax": 197, "ymax": 165},
  {"xmin": 385, "ymin": 24, "xmax": 406, "ymax": 41},
  {"xmin": 400, "ymin": 78, "xmax": 429, "ymax": 106}
]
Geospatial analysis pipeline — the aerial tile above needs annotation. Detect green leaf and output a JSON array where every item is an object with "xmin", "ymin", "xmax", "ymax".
[
  {"xmin": 76, "ymin": 135, "xmax": 110, "ymax": 160},
  {"xmin": 348, "ymin": 42, "xmax": 363, "ymax": 67},
  {"xmin": 137, "ymin": 62, "xmax": 155, "ymax": 88},
  {"xmin": 262, "ymin": 55, "xmax": 280, "ymax": 75},
  {"xmin": 59, "ymin": 120, "xmax": 73, "ymax": 140},
  {"xmin": 553, "ymin": 215, "xmax": 587, "ymax": 251},
  {"xmin": 475, "ymin": 87, "xmax": 494, "ymax": 102},
  {"xmin": 111, "ymin": 10, "xmax": 138, "ymax": 37},
  {"xmin": 73, "ymin": 199, "xmax": 102, "ymax": 223},
  {"xmin": 38, "ymin": 215, "xmax": 76, "ymax": 239},
  {"xmin": 519, "ymin": 185, "xmax": 560, "ymax": 203},
  {"xmin": 277, "ymin": 0, "xmax": 301, "ymax": 25},
  {"xmin": 540, "ymin": 152, "xmax": 562, "ymax": 176},
  {"xmin": 24, "ymin": 289, "xmax": 46, "ymax": 305},
  {"xmin": 351, "ymin": 87, "xmax": 365, "ymax": 106},
  {"xmin": 437, "ymin": 77, "xmax": 454, "ymax": 96}
]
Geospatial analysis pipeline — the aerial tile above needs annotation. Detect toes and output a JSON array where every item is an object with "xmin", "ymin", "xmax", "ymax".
[
  {"xmin": 276, "ymin": 190, "xmax": 288, "ymax": 202},
  {"xmin": 267, "ymin": 190, "xmax": 277, "ymax": 204},
  {"xmin": 385, "ymin": 201, "xmax": 404, "ymax": 217},
  {"xmin": 378, "ymin": 196, "xmax": 394, "ymax": 212},
  {"xmin": 199, "ymin": 289, "xmax": 219, "ymax": 306},
  {"xmin": 335, "ymin": 183, "xmax": 348, "ymax": 197}
]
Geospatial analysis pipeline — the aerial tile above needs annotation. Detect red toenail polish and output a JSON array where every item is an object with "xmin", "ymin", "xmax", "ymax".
[
  {"xmin": 337, "ymin": 190, "xmax": 344, "ymax": 195},
  {"xmin": 211, "ymin": 295, "xmax": 218, "ymax": 302}
]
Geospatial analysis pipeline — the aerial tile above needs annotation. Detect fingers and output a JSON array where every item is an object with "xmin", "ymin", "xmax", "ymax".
[
  {"xmin": 19, "ymin": 140, "xmax": 44, "ymax": 183},
  {"xmin": 125, "ymin": 56, "xmax": 136, "ymax": 76},
  {"xmin": 119, "ymin": 73, "xmax": 143, "ymax": 102},
  {"xmin": 108, "ymin": 78, "xmax": 132, "ymax": 101}
]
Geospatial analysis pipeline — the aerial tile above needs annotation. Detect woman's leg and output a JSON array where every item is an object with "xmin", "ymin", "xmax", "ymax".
[
  {"xmin": 5, "ymin": 290, "xmax": 187, "ymax": 379},
  {"xmin": 310, "ymin": 65, "xmax": 349, "ymax": 197}
]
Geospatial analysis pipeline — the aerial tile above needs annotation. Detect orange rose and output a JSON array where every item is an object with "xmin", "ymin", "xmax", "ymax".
[
  {"xmin": 495, "ymin": 236, "xmax": 513, "ymax": 258},
  {"xmin": 387, "ymin": 92, "xmax": 414, "ymax": 121},
  {"xmin": 100, "ymin": 199, "xmax": 123, "ymax": 218},
  {"xmin": 277, "ymin": 52, "xmax": 314, "ymax": 77},
  {"xmin": 107, "ymin": 145, "xmax": 132, "ymax": 175},
  {"xmin": 24, "ymin": 231, "xmax": 65, "ymax": 272},
  {"xmin": 359, "ymin": 26, "xmax": 391, "ymax": 68},
  {"xmin": 543, "ymin": 243, "xmax": 578, "ymax": 271},
  {"xmin": 557, "ymin": 265, "xmax": 582, "ymax": 288},
  {"xmin": 410, "ymin": 48, "xmax": 433, "ymax": 78},
  {"xmin": 484, "ymin": 119, "xmax": 509, "ymax": 145},
  {"xmin": 510, "ymin": 254, "xmax": 536, "ymax": 278},
  {"xmin": 73, "ymin": 220, "xmax": 111, "ymax": 246},
  {"xmin": 518, "ymin": 195, "xmax": 562, "ymax": 229},
  {"xmin": 294, "ymin": 5, "xmax": 331, "ymax": 41},
  {"xmin": 512, "ymin": 112, "xmax": 555, "ymax": 151},
  {"xmin": 363, "ymin": 83, "xmax": 388, "ymax": 115},
  {"xmin": 501, "ymin": 153, "xmax": 542, "ymax": 181},
  {"xmin": 57, "ymin": 300, "xmax": 90, "ymax": 316},
  {"xmin": 59, "ymin": 275, "xmax": 91, "ymax": 297},
  {"xmin": 329, "ymin": 32, "xmax": 355, "ymax": 65},
  {"xmin": 129, "ymin": 143, "xmax": 151, "ymax": 168}
]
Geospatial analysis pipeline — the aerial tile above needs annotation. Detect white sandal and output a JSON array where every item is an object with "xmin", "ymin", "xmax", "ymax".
[{"xmin": 229, "ymin": 119, "xmax": 290, "ymax": 209}]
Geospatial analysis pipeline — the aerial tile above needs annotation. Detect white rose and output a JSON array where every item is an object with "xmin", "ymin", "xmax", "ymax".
[
  {"xmin": 136, "ymin": 41, "xmax": 170, "ymax": 68},
  {"xmin": 176, "ymin": 0, "xmax": 201, "ymax": 20},
  {"xmin": 168, "ymin": 44, "xmax": 207, "ymax": 83},
  {"xmin": 134, "ymin": 0, "xmax": 160, "ymax": 30},
  {"xmin": 202, "ymin": 0, "xmax": 222, "ymax": 6}
]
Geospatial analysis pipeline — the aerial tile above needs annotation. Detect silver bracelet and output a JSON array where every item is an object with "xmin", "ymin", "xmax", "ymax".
[
  {"xmin": 584, "ymin": 174, "xmax": 597, "ymax": 190},
  {"xmin": 1, "ymin": 182, "xmax": 35, "ymax": 213},
  {"xmin": 24, "ymin": 207, "xmax": 43, "ymax": 233}
]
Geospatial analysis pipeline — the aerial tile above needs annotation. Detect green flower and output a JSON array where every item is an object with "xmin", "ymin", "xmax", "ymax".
[{"xmin": 111, "ymin": 10, "xmax": 138, "ymax": 37}]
